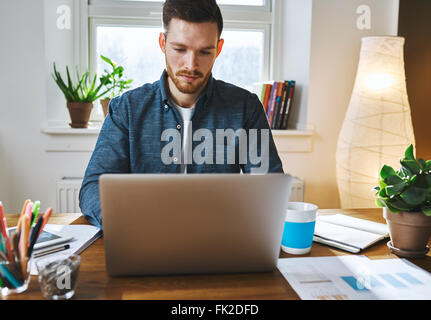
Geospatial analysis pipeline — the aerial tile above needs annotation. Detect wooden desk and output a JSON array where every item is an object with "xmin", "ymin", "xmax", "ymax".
[{"xmin": 3, "ymin": 209, "xmax": 431, "ymax": 300}]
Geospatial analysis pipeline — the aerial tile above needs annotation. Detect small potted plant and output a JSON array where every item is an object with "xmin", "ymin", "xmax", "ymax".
[
  {"xmin": 52, "ymin": 63, "xmax": 110, "ymax": 128},
  {"xmin": 375, "ymin": 144, "xmax": 431, "ymax": 258},
  {"xmin": 99, "ymin": 55, "xmax": 133, "ymax": 117}
]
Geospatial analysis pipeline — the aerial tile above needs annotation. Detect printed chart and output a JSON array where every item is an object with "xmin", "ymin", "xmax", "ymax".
[
  {"xmin": 341, "ymin": 272, "xmax": 423, "ymax": 290},
  {"xmin": 277, "ymin": 256, "xmax": 431, "ymax": 300}
]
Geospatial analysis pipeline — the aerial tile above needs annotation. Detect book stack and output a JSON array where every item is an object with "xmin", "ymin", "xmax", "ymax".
[{"xmin": 252, "ymin": 81, "xmax": 296, "ymax": 130}]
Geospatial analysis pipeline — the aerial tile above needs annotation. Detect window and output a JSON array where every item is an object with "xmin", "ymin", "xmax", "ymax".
[
  {"xmin": 213, "ymin": 29, "xmax": 265, "ymax": 88},
  {"xmin": 115, "ymin": 0, "xmax": 265, "ymax": 6},
  {"xmin": 88, "ymin": 0, "xmax": 275, "ymax": 119},
  {"xmin": 96, "ymin": 25, "xmax": 164, "ymax": 86}
]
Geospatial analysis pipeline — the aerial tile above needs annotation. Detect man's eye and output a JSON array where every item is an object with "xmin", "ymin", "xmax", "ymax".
[
  {"xmin": 174, "ymin": 48, "xmax": 185, "ymax": 52},
  {"xmin": 201, "ymin": 51, "xmax": 211, "ymax": 55}
]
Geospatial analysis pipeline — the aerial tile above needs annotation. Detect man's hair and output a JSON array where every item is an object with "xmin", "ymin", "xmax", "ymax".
[{"xmin": 163, "ymin": 0, "xmax": 223, "ymax": 38}]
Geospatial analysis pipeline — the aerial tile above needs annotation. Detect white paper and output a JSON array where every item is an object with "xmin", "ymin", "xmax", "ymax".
[
  {"xmin": 277, "ymin": 256, "xmax": 369, "ymax": 300},
  {"xmin": 314, "ymin": 221, "xmax": 385, "ymax": 250},
  {"xmin": 317, "ymin": 214, "xmax": 389, "ymax": 235},
  {"xmin": 30, "ymin": 224, "xmax": 102, "ymax": 275},
  {"xmin": 277, "ymin": 256, "xmax": 431, "ymax": 300}
]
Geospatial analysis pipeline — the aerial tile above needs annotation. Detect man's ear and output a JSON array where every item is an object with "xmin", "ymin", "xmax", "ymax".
[
  {"xmin": 159, "ymin": 32, "xmax": 166, "ymax": 54},
  {"xmin": 216, "ymin": 38, "xmax": 224, "ymax": 58}
]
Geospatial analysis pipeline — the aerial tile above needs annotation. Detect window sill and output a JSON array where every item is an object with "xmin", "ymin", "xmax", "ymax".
[
  {"xmin": 41, "ymin": 123, "xmax": 101, "ymax": 152},
  {"xmin": 41, "ymin": 123, "xmax": 102, "ymax": 135},
  {"xmin": 272, "ymin": 129, "xmax": 313, "ymax": 153},
  {"xmin": 41, "ymin": 124, "xmax": 313, "ymax": 153},
  {"xmin": 41, "ymin": 126, "xmax": 311, "ymax": 136},
  {"xmin": 272, "ymin": 129, "xmax": 313, "ymax": 137}
]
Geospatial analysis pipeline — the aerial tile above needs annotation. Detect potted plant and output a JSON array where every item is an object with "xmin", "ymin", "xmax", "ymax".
[
  {"xmin": 52, "ymin": 63, "xmax": 110, "ymax": 128},
  {"xmin": 374, "ymin": 144, "xmax": 431, "ymax": 258},
  {"xmin": 99, "ymin": 55, "xmax": 133, "ymax": 117}
]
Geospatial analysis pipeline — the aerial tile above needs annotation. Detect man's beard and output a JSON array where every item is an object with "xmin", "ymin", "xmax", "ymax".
[{"xmin": 166, "ymin": 61, "xmax": 211, "ymax": 95}]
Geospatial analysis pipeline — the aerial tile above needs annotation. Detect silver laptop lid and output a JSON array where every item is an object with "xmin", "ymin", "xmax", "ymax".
[{"xmin": 100, "ymin": 174, "xmax": 292, "ymax": 276}]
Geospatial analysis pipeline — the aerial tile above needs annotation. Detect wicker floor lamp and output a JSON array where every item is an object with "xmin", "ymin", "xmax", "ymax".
[{"xmin": 336, "ymin": 36, "xmax": 416, "ymax": 208}]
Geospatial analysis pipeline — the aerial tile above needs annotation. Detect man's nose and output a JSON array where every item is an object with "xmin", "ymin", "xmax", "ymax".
[{"xmin": 184, "ymin": 51, "xmax": 199, "ymax": 70}]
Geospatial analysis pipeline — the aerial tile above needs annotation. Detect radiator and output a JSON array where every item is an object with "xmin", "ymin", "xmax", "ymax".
[
  {"xmin": 290, "ymin": 177, "xmax": 304, "ymax": 202},
  {"xmin": 55, "ymin": 176, "xmax": 305, "ymax": 213},
  {"xmin": 56, "ymin": 178, "xmax": 83, "ymax": 213}
]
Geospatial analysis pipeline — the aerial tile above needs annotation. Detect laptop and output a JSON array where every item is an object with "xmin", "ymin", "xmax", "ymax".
[{"xmin": 99, "ymin": 174, "xmax": 292, "ymax": 276}]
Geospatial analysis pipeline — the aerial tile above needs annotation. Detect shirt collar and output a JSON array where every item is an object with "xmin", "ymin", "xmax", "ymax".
[{"xmin": 160, "ymin": 70, "xmax": 214, "ymax": 107}]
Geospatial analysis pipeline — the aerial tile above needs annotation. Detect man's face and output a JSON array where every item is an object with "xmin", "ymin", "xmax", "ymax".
[{"xmin": 159, "ymin": 18, "xmax": 224, "ymax": 95}]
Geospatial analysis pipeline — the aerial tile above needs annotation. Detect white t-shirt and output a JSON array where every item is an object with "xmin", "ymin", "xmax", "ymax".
[{"xmin": 171, "ymin": 101, "xmax": 196, "ymax": 173}]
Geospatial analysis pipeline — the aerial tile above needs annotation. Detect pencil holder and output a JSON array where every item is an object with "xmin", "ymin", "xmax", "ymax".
[
  {"xmin": 0, "ymin": 256, "xmax": 31, "ymax": 296},
  {"xmin": 36, "ymin": 254, "xmax": 81, "ymax": 300}
]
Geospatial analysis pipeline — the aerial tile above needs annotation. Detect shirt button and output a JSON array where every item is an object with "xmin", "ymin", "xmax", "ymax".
[
  {"xmin": 173, "ymin": 157, "xmax": 178, "ymax": 162},
  {"xmin": 177, "ymin": 124, "xmax": 181, "ymax": 130}
]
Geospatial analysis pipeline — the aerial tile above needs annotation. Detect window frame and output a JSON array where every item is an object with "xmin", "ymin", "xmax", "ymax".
[
  {"xmin": 87, "ymin": 0, "xmax": 277, "ymax": 120},
  {"xmin": 89, "ymin": 0, "xmax": 272, "ymax": 14},
  {"xmin": 89, "ymin": 17, "xmax": 164, "ymax": 119}
]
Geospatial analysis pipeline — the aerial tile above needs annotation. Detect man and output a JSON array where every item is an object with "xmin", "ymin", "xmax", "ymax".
[{"xmin": 79, "ymin": 0, "xmax": 284, "ymax": 229}]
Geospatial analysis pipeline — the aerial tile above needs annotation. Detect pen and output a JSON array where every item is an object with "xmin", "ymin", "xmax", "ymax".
[
  {"xmin": 0, "ymin": 251, "xmax": 23, "ymax": 287},
  {"xmin": 27, "ymin": 216, "xmax": 43, "ymax": 257},
  {"xmin": 19, "ymin": 215, "xmax": 30, "ymax": 275},
  {"xmin": 31, "ymin": 201, "xmax": 40, "ymax": 227},
  {"xmin": 0, "ymin": 235, "xmax": 5, "ymax": 255},
  {"xmin": 0, "ymin": 264, "xmax": 21, "ymax": 289},
  {"xmin": 0, "ymin": 250, "xmax": 8, "ymax": 261},
  {"xmin": 20, "ymin": 199, "xmax": 30, "ymax": 218},
  {"xmin": 0, "ymin": 202, "xmax": 13, "ymax": 261},
  {"xmin": 11, "ymin": 231, "xmax": 20, "ymax": 263},
  {"xmin": 24, "ymin": 202, "xmax": 33, "ymax": 224},
  {"xmin": 15, "ymin": 215, "xmax": 23, "ymax": 250},
  {"xmin": 38, "ymin": 207, "xmax": 53, "ymax": 238},
  {"xmin": 33, "ymin": 244, "xmax": 70, "ymax": 258},
  {"xmin": 17, "ymin": 202, "xmax": 33, "ymax": 234}
]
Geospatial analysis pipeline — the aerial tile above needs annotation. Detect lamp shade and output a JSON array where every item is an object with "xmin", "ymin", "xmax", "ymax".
[{"xmin": 336, "ymin": 36, "xmax": 415, "ymax": 208}]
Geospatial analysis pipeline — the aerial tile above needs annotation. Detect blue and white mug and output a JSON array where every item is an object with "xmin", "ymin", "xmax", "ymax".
[{"xmin": 281, "ymin": 202, "xmax": 318, "ymax": 255}]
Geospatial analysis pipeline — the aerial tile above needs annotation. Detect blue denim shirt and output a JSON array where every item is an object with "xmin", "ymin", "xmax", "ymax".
[{"xmin": 79, "ymin": 71, "xmax": 284, "ymax": 228}]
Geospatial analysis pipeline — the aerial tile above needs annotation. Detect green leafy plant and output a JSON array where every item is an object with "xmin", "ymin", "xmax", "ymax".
[
  {"xmin": 374, "ymin": 144, "xmax": 431, "ymax": 216},
  {"xmin": 99, "ymin": 55, "xmax": 133, "ymax": 99},
  {"xmin": 52, "ymin": 63, "xmax": 110, "ymax": 103}
]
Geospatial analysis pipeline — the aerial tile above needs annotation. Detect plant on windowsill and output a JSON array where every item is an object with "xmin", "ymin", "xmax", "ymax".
[
  {"xmin": 374, "ymin": 144, "xmax": 431, "ymax": 258},
  {"xmin": 52, "ymin": 63, "xmax": 111, "ymax": 128},
  {"xmin": 99, "ymin": 55, "xmax": 133, "ymax": 118}
]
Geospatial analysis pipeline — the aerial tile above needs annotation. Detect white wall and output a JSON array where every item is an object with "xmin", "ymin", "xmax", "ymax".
[
  {"xmin": 279, "ymin": 0, "xmax": 313, "ymax": 130},
  {"xmin": 45, "ymin": 0, "xmax": 90, "ymax": 124},
  {"xmin": 44, "ymin": 0, "xmax": 75, "ymax": 124},
  {"xmin": 0, "ymin": 0, "xmax": 92, "ymax": 213},
  {"xmin": 278, "ymin": 0, "xmax": 400, "ymax": 208}
]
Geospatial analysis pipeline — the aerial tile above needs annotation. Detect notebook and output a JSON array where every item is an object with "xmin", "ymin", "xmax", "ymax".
[
  {"xmin": 313, "ymin": 213, "xmax": 389, "ymax": 253},
  {"xmin": 30, "ymin": 224, "xmax": 102, "ymax": 275}
]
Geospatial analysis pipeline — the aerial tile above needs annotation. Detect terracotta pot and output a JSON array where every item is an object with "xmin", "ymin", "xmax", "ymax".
[
  {"xmin": 100, "ymin": 98, "xmax": 111, "ymax": 118},
  {"xmin": 383, "ymin": 207, "xmax": 431, "ymax": 257},
  {"xmin": 67, "ymin": 102, "xmax": 93, "ymax": 128}
]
